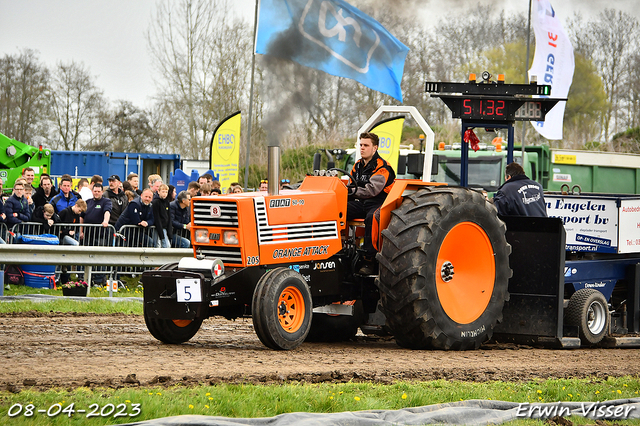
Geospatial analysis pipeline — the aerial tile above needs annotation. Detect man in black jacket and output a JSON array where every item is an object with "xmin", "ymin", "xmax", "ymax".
[
  {"xmin": 492, "ymin": 162, "xmax": 547, "ymax": 217},
  {"xmin": 5, "ymin": 181, "xmax": 33, "ymax": 226},
  {"xmin": 115, "ymin": 189, "xmax": 155, "ymax": 247},
  {"xmin": 170, "ymin": 190, "xmax": 191, "ymax": 248},
  {"xmin": 347, "ymin": 132, "xmax": 395, "ymax": 274},
  {"xmin": 32, "ymin": 175, "xmax": 58, "ymax": 208},
  {"xmin": 105, "ymin": 174, "xmax": 128, "ymax": 227}
]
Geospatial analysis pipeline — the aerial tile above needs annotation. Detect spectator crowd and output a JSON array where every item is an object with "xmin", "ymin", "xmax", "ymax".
[
  {"xmin": 0, "ymin": 168, "xmax": 297, "ymax": 249},
  {"xmin": 0, "ymin": 169, "xmax": 235, "ymax": 248}
]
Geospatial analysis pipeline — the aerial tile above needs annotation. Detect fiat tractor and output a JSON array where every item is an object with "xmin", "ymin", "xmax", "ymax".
[{"xmin": 144, "ymin": 75, "xmax": 627, "ymax": 350}]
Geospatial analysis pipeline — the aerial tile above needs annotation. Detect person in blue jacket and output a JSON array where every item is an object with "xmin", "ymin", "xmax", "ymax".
[
  {"xmin": 4, "ymin": 180, "xmax": 33, "ymax": 226},
  {"xmin": 492, "ymin": 162, "xmax": 547, "ymax": 217},
  {"xmin": 50, "ymin": 176, "xmax": 78, "ymax": 214}
]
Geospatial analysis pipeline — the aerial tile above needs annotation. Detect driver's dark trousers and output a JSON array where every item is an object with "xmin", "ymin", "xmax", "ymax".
[{"xmin": 347, "ymin": 198, "xmax": 383, "ymax": 256}]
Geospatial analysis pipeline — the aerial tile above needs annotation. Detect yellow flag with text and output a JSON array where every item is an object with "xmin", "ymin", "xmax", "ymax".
[
  {"xmin": 370, "ymin": 116, "xmax": 404, "ymax": 170},
  {"xmin": 210, "ymin": 111, "xmax": 241, "ymax": 191}
]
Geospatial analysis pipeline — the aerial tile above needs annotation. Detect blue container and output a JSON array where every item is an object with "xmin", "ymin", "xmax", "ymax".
[
  {"xmin": 15, "ymin": 234, "xmax": 59, "ymax": 245},
  {"xmin": 200, "ymin": 169, "xmax": 220, "ymax": 182},
  {"xmin": 21, "ymin": 264, "xmax": 56, "ymax": 289},
  {"xmin": 50, "ymin": 150, "xmax": 181, "ymax": 188},
  {"xmin": 170, "ymin": 169, "xmax": 192, "ymax": 194},
  {"xmin": 17, "ymin": 234, "xmax": 59, "ymax": 289}
]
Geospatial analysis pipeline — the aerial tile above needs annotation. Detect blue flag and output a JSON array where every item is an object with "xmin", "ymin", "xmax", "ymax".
[{"xmin": 256, "ymin": 0, "xmax": 409, "ymax": 102}]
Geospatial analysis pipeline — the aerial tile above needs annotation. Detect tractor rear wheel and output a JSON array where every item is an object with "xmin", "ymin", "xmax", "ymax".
[
  {"xmin": 252, "ymin": 267, "xmax": 312, "ymax": 350},
  {"xmin": 143, "ymin": 262, "xmax": 203, "ymax": 344},
  {"xmin": 565, "ymin": 288, "xmax": 609, "ymax": 345},
  {"xmin": 377, "ymin": 186, "xmax": 511, "ymax": 350}
]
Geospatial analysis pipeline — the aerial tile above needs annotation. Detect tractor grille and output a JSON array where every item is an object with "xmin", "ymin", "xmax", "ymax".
[
  {"xmin": 193, "ymin": 200, "xmax": 238, "ymax": 228},
  {"xmin": 196, "ymin": 246, "xmax": 243, "ymax": 264},
  {"xmin": 254, "ymin": 198, "xmax": 339, "ymax": 244}
]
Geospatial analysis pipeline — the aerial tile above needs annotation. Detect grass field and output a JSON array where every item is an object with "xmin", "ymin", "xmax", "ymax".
[
  {"xmin": 1, "ymin": 378, "xmax": 639, "ymax": 425},
  {"xmin": 0, "ymin": 282, "xmax": 143, "ymax": 314}
]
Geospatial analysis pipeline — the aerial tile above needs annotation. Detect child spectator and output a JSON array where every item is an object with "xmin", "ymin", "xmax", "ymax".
[
  {"xmin": 127, "ymin": 173, "xmax": 142, "ymax": 196},
  {"xmin": 152, "ymin": 184, "xmax": 172, "ymax": 248},
  {"xmin": 200, "ymin": 183, "xmax": 212, "ymax": 196},
  {"xmin": 33, "ymin": 203, "xmax": 59, "ymax": 234},
  {"xmin": 58, "ymin": 199, "xmax": 87, "ymax": 246}
]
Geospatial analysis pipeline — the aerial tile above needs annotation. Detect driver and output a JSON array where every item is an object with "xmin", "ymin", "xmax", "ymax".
[{"xmin": 347, "ymin": 132, "xmax": 395, "ymax": 275}]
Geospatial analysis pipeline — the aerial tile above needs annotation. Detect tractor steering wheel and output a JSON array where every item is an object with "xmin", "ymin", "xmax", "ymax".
[{"xmin": 328, "ymin": 168, "xmax": 357, "ymax": 189}]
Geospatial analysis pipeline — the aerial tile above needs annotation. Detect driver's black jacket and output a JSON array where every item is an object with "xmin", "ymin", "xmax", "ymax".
[{"xmin": 350, "ymin": 151, "xmax": 395, "ymax": 203}]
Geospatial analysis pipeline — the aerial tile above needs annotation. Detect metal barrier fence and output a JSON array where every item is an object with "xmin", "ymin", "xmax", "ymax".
[
  {"xmin": 117, "ymin": 225, "xmax": 158, "ymax": 248},
  {"xmin": 0, "ymin": 222, "xmax": 7, "ymax": 244},
  {"xmin": 8, "ymin": 222, "xmax": 116, "ymax": 247},
  {"xmin": 0, "ymin": 245, "xmax": 192, "ymax": 295},
  {"xmin": 5, "ymin": 222, "xmax": 192, "ymax": 283}
]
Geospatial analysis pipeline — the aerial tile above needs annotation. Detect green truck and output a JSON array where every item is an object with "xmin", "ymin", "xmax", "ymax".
[{"xmin": 0, "ymin": 132, "xmax": 51, "ymax": 191}]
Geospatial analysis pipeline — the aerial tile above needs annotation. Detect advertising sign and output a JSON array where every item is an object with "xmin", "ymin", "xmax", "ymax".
[
  {"xmin": 618, "ymin": 199, "xmax": 640, "ymax": 254},
  {"xmin": 545, "ymin": 195, "xmax": 618, "ymax": 253},
  {"xmin": 209, "ymin": 111, "xmax": 241, "ymax": 191},
  {"xmin": 369, "ymin": 116, "xmax": 404, "ymax": 171}
]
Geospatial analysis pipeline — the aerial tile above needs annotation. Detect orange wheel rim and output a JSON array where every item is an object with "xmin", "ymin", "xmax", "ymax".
[
  {"xmin": 277, "ymin": 286, "xmax": 305, "ymax": 333},
  {"xmin": 435, "ymin": 222, "xmax": 495, "ymax": 324},
  {"xmin": 172, "ymin": 319, "xmax": 192, "ymax": 327}
]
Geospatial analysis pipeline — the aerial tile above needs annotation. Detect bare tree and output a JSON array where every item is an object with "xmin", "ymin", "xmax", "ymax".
[
  {"xmin": 99, "ymin": 100, "xmax": 158, "ymax": 152},
  {"xmin": 49, "ymin": 61, "xmax": 104, "ymax": 151},
  {"xmin": 569, "ymin": 9, "xmax": 640, "ymax": 141},
  {"xmin": 0, "ymin": 49, "xmax": 50, "ymax": 145},
  {"xmin": 147, "ymin": 0, "xmax": 251, "ymax": 159}
]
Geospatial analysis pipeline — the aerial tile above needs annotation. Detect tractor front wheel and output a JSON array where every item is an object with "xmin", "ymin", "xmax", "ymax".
[
  {"xmin": 144, "ymin": 315, "xmax": 203, "ymax": 344},
  {"xmin": 143, "ymin": 262, "xmax": 203, "ymax": 344},
  {"xmin": 252, "ymin": 268, "xmax": 313, "ymax": 350}
]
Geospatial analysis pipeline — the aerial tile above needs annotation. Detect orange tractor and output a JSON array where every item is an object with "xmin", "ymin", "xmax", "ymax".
[
  {"xmin": 142, "ymin": 104, "xmax": 513, "ymax": 350},
  {"xmin": 142, "ymin": 174, "xmax": 511, "ymax": 350}
]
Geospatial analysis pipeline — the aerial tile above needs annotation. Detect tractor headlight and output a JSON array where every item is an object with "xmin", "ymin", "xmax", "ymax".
[
  {"xmin": 195, "ymin": 229, "xmax": 209, "ymax": 243},
  {"xmin": 224, "ymin": 230, "xmax": 238, "ymax": 245}
]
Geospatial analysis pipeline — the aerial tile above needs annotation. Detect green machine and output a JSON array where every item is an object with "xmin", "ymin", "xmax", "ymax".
[{"xmin": 0, "ymin": 132, "xmax": 51, "ymax": 192}]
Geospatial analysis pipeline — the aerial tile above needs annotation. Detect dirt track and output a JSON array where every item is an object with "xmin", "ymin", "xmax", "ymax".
[{"xmin": 2, "ymin": 312, "xmax": 640, "ymax": 392}]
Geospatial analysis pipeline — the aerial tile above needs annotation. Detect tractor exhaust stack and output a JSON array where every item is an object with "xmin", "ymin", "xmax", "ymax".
[{"xmin": 268, "ymin": 145, "xmax": 280, "ymax": 196}]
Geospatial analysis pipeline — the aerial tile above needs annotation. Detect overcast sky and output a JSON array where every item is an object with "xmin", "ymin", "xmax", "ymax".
[{"xmin": 1, "ymin": 0, "xmax": 638, "ymax": 110}]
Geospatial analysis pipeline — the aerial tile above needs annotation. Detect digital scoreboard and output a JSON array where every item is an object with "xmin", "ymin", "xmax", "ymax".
[{"xmin": 425, "ymin": 76, "xmax": 563, "ymax": 122}]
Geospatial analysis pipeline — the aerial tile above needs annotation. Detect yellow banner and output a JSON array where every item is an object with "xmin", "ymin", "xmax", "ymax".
[
  {"xmin": 370, "ymin": 116, "xmax": 404, "ymax": 171},
  {"xmin": 210, "ymin": 111, "xmax": 241, "ymax": 192}
]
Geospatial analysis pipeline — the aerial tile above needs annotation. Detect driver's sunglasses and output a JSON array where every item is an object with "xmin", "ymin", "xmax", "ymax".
[{"xmin": 280, "ymin": 179, "xmax": 290, "ymax": 184}]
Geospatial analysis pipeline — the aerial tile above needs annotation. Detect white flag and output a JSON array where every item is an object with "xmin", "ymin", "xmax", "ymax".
[{"xmin": 528, "ymin": 0, "xmax": 574, "ymax": 140}]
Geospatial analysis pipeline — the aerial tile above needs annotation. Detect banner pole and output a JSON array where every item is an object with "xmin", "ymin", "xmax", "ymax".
[
  {"xmin": 244, "ymin": 0, "xmax": 260, "ymax": 191},
  {"xmin": 521, "ymin": 0, "xmax": 533, "ymax": 161}
]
